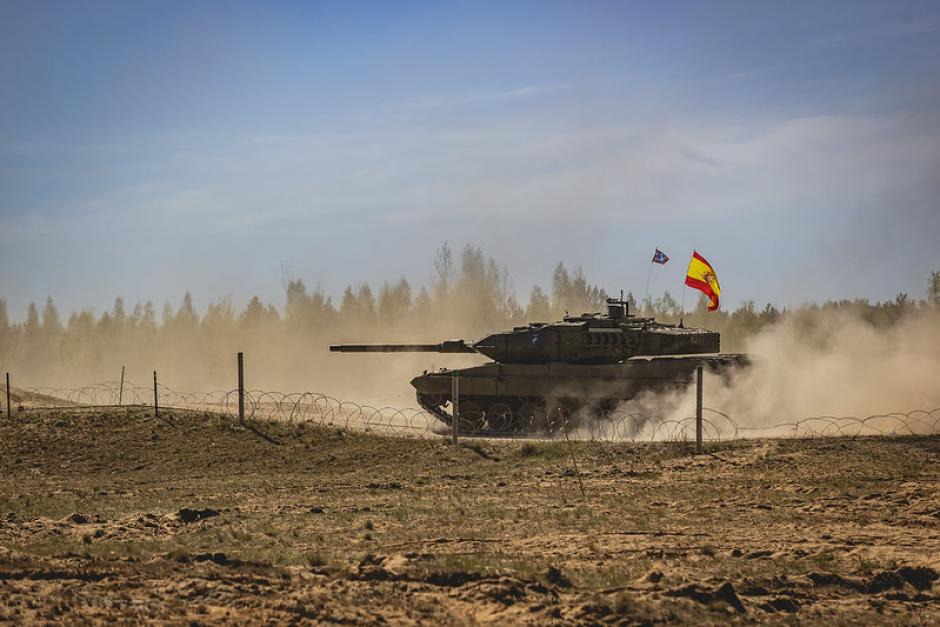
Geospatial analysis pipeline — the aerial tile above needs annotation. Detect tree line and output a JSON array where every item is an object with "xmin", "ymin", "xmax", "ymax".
[{"xmin": 1, "ymin": 243, "xmax": 937, "ymax": 392}]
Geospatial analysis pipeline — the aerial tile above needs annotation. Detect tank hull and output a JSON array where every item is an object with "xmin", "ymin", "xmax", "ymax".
[{"xmin": 413, "ymin": 354, "xmax": 747, "ymax": 433}]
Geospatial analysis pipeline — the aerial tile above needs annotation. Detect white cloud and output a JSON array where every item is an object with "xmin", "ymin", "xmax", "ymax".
[{"xmin": 820, "ymin": 15, "xmax": 940, "ymax": 46}]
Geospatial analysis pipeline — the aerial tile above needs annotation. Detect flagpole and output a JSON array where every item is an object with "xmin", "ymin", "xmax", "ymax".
[
  {"xmin": 644, "ymin": 261, "xmax": 654, "ymax": 315},
  {"xmin": 680, "ymin": 249, "xmax": 691, "ymax": 319}
]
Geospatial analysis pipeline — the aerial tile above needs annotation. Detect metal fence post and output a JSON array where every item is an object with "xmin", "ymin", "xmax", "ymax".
[
  {"xmin": 5, "ymin": 372, "xmax": 10, "ymax": 418},
  {"xmin": 118, "ymin": 365, "xmax": 125, "ymax": 406},
  {"xmin": 695, "ymin": 365, "xmax": 703, "ymax": 454},
  {"xmin": 237, "ymin": 352, "xmax": 245, "ymax": 426},
  {"xmin": 153, "ymin": 370, "xmax": 159, "ymax": 418},
  {"xmin": 451, "ymin": 371, "xmax": 459, "ymax": 445}
]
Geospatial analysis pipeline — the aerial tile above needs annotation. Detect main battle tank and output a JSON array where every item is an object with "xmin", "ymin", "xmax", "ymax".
[{"xmin": 330, "ymin": 297, "xmax": 746, "ymax": 433}]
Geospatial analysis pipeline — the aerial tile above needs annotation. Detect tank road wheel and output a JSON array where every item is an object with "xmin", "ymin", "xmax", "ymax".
[
  {"xmin": 416, "ymin": 393, "xmax": 451, "ymax": 427},
  {"xmin": 596, "ymin": 399, "xmax": 617, "ymax": 419},
  {"xmin": 485, "ymin": 402, "xmax": 515, "ymax": 434},
  {"xmin": 455, "ymin": 400, "xmax": 485, "ymax": 434},
  {"xmin": 545, "ymin": 403, "xmax": 575, "ymax": 436},
  {"xmin": 516, "ymin": 403, "xmax": 546, "ymax": 434}
]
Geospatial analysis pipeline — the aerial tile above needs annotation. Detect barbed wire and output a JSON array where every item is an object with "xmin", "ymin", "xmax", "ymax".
[{"xmin": 12, "ymin": 381, "xmax": 940, "ymax": 442}]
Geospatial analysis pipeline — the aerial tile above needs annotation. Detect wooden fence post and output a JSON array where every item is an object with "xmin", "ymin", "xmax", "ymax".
[
  {"xmin": 153, "ymin": 370, "xmax": 159, "ymax": 418},
  {"xmin": 118, "ymin": 366, "xmax": 125, "ymax": 406},
  {"xmin": 451, "ymin": 371, "xmax": 459, "ymax": 445},
  {"xmin": 237, "ymin": 352, "xmax": 245, "ymax": 426},
  {"xmin": 695, "ymin": 365, "xmax": 703, "ymax": 454},
  {"xmin": 5, "ymin": 372, "xmax": 10, "ymax": 418}
]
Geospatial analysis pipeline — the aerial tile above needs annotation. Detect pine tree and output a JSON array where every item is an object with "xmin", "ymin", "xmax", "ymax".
[
  {"xmin": 525, "ymin": 286, "xmax": 552, "ymax": 322},
  {"xmin": 111, "ymin": 298, "xmax": 126, "ymax": 329},
  {"xmin": 551, "ymin": 262, "xmax": 571, "ymax": 315},
  {"xmin": 0, "ymin": 299, "xmax": 9, "ymax": 354},
  {"xmin": 42, "ymin": 297, "xmax": 63, "ymax": 334},
  {"xmin": 25, "ymin": 302, "xmax": 40, "ymax": 338},
  {"xmin": 176, "ymin": 292, "xmax": 199, "ymax": 329},
  {"xmin": 433, "ymin": 242, "xmax": 455, "ymax": 301},
  {"xmin": 378, "ymin": 278, "xmax": 412, "ymax": 327}
]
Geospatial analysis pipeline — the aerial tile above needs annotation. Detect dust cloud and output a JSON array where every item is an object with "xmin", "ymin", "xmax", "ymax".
[
  {"xmin": 628, "ymin": 307, "xmax": 940, "ymax": 428},
  {"xmin": 4, "ymin": 251, "xmax": 939, "ymax": 423},
  {"xmin": 0, "ymin": 245, "xmax": 608, "ymax": 405}
]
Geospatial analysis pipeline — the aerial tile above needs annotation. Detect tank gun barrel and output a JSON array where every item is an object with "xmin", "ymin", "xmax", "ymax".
[{"xmin": 330, "ymin": 339, "xmax": 476, "ymax": 354}]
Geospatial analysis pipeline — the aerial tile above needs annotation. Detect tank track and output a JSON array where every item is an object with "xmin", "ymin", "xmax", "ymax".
[
  {"xmin": 416, "ymin": 392, "xmax": 576, "ymax": 435},
  {"xmin": 416, "ymin": 392, "xmax": 491, "ymax": 434},
  {"xmin": 416, "ymin": 392, "xmax": 452, "ymax": 425}
]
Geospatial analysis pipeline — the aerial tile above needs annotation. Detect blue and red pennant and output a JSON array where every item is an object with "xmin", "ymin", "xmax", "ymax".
[{"xmin": 652, "ymin": 248, "xmax": 669, "ymax": 265}]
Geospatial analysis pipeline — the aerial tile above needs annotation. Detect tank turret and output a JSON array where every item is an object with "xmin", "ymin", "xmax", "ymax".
[{"xmin": 331, "ymin": 297, "xmax": 720, "ymax": 365}]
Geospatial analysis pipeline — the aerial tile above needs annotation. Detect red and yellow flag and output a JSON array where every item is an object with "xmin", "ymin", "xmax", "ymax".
[{"xmin": 685, "ymin": 251, "xmax": 720, "ymax": 311}]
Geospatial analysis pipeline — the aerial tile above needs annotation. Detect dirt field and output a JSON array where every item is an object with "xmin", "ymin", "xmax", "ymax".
[{"xmin": 0, "ymin": 407, "xmax": 937, "ymax": 624}]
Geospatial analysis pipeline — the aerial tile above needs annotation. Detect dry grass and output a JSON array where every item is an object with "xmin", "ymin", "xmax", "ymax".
[{"xmin": 0, "ymin": 407, "xmax": 937, "ymax": 624}]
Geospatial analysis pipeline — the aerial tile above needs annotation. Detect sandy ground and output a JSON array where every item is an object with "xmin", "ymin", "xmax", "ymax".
[{"xmin": 0, "ymin": 407, "xmax": 937, "ymax": 624}]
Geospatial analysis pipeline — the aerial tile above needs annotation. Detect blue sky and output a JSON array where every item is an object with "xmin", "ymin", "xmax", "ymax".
[{"xmin": 2, "ymin": 0, "xmax": 939, "ymax": 319}]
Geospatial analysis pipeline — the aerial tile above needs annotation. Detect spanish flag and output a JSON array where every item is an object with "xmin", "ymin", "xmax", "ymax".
[{"xmin": 685, "ymin": 251, "xmax": 720, "ymax": 311}]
